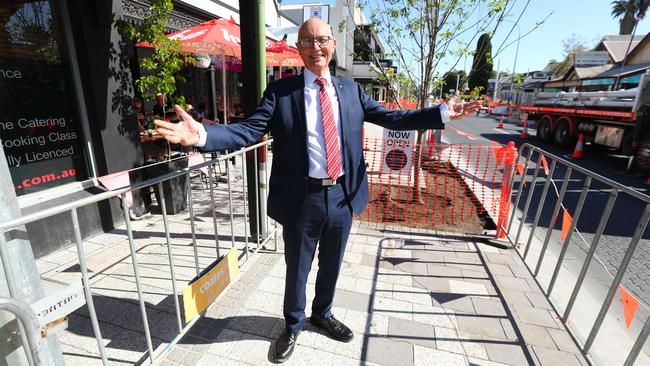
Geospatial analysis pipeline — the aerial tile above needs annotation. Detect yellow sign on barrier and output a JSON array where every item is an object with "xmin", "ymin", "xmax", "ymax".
[{"xmin": 183, "ymin": 248, "xmax": 239, "ymax": 322}]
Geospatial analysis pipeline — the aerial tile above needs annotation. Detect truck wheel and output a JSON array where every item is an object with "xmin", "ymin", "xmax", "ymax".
[
  {"xmin": 634, "ymin": 139, "xmax": 650, "ymax": 173},
  {"xmin": 621, "ymin": 132, "xmax": 635, "ymax": 156},
  {"xmin": 536, "ymin": 117, "xmax": 552, "ymax": 142},
  {"xmin": 553, "ymin": 120, "xmax": 575, "ymax": 148}
]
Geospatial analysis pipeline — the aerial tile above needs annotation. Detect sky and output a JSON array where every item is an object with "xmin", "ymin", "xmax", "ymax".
[
  {"xmin": 279, "ymin": 0, "xmax": 650, "ymax": 75},
  {"xmin": 486, "ymin": 0, "xmax": 650, "ymax": 73}
]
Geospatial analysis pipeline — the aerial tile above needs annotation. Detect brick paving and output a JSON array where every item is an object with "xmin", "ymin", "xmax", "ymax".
[
  {"xmin": 157, "ymin": 223, "xmax": 587, "ymax": 366},
  {"xmin": 35, "ymin": 162, "xmax": 588, "ymax": 365}
]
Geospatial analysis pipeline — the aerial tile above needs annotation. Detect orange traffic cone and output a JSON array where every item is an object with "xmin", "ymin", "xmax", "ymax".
[
  {"xmin": 572, "ymin": 134, "xmax": 585, "ymax": 159},
  {"xmin": 497, "ymin": 115, "xmax": 504, "ymax": 129},
  {"xmin": 520, "ymin": 121, "xmax": 529, "ymax": 139}
]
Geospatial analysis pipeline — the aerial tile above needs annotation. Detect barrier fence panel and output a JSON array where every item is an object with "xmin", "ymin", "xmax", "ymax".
[
  {"xmin": 503, "ymin": 143, "xmax": 650, "ymax": 366},
  {"xmin": 0, "ymin": 296, "xmax": 50, "ymax": 366},
  {"xmin": 0, "ymin": 140, "xmax": 277, "ymax": 365},
  {"xmin": 360, "ymin": 137, "xmax": 516, "ymax": 236}
]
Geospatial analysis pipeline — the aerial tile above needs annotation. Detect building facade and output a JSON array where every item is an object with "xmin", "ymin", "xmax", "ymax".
[{"xmin": 0, "ymin": 0, "xmax": 295, "ymax": 258}]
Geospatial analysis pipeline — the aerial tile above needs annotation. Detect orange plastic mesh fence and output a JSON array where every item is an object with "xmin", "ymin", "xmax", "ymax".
[{"xmin": 359, "ymin": 137, "xmax": 510, "ymax": 235}]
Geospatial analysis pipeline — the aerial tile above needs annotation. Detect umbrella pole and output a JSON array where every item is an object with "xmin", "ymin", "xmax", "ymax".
[
  {"xmin": 221, "ymin": 48, "xmax": 228, "ymax": 126},
  {"xmin": 221, "ymin": 48, "xmax": 238, "ymax": 179}
]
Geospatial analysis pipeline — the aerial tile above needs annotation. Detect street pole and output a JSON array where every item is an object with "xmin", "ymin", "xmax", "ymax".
[
  {"xmin": 493, "ymin": 58, "xmax": 500, "ymax": 100},
  {"xmin": 240, "ymin": 0, "xmax": 268, "ymax": 239},
  {"xmin": 209, "ymin": 66, "xmax": 218, "ymax": 128},
  {"xmin": 455, "ymin": 73, "xmax": 460, "ymax": 94},
  {"xmin": 508, "ymin": 24, "xmax": 521, "ymax": 102},
  {"xmin": 0, "ymin": 146, "xmax": 64, "ymax": 365}
]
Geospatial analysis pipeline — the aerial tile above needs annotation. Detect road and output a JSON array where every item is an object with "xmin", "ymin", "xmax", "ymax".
[{"xmin": 446, "ymin": 113, "xmax": 650, "ymax": 307}]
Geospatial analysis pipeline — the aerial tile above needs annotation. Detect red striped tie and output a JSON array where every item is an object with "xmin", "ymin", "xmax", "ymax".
[{"xmin": 315, "ymin": 77, "xmax": 342, "ymax": 180}]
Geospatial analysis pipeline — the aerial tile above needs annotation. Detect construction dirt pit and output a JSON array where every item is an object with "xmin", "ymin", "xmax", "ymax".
[{"xmin": 357, "ymin": 159, "xmax": 496, "ymax": 235}]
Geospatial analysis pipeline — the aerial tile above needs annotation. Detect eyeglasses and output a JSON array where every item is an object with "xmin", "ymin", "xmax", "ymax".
[{"xmin": 297, "ymin": 36, "xmax": 333, "ymax": 48}]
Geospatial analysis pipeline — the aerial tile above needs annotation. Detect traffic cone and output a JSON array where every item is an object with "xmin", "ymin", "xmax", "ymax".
[
  {"xmin": 572, "ymin": 134, "xmax": 585, "ymax": 159},
  {"xmin": 497, "ymin": 115, "xmax": 504, "ymax": 129},
  {"xmin": 520, "ymin": 121, "xmax": 529, "ymax": 139}
]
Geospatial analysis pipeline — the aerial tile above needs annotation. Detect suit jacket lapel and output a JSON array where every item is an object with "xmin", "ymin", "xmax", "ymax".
[
  {"xmin": 291, "ymin": 74, "xmax": 306, "ymax": 134},
  {"xmin": 290, "ymin": 74, "xmax": 309, "ymax": 173},
  {"xmin": 332, "ymin": 77, "xmax": 350, "ymax": 162}
]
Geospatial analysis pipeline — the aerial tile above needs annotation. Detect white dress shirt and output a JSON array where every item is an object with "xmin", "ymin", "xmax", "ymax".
[
  {"xmin": 303, "ymin": 68, "xmax": 343, "ymax": 179},
  {"xmin": 195, "ymin": 72, "xmax": 451, "ymax": 155}
]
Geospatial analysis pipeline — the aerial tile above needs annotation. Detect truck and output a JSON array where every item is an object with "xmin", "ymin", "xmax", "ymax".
[{"xmin": 513, "ymin": 72, "xmax": 650, "ymax": 171}]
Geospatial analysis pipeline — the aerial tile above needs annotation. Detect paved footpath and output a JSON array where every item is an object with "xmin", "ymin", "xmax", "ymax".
[
  {"xmin": 160, "ymin": 223, "xmax": 587, "ymax": 366},
  {"xmin": 34, "ymin": 160, "xmax": 587, "ymax": 365}
]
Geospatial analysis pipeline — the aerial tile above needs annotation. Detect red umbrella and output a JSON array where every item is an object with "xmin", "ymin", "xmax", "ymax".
[
  {"xmin": 140, "ymin": 19, "xmax": 303, "ymax": 67},
  {"xmin": 266, "ymin": 39, "xmax": 304, "ymax": 67},
  {"xmin": 136, "ymin": 18, "xmax": 303, "ymax": 125},
  {"xmin": 165, "ymin": 19, "xmax": 242, "ymax": 57}
]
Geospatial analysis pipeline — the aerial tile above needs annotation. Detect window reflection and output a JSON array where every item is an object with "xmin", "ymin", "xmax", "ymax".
[{"xmin": 0, "ymin": 1, "xmax": 87, "ymax": 196}]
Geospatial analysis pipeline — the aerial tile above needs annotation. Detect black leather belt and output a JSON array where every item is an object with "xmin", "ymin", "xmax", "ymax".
[{"xmin": 307, "ymin": 176, "xmax": 345, "ymax": 186}]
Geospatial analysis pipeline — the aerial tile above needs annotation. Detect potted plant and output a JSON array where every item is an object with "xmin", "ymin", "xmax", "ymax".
[{"xmin": 117, "ymin": 0, "xmax": 194, "ymax": 214}]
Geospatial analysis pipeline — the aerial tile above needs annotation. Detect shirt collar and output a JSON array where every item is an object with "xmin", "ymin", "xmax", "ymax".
[{"xmin": 303, "ymin": 68, "xmax": 332, "ymax": 88}]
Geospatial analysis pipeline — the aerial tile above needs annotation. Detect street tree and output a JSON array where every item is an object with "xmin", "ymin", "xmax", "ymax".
[
  {"xmin": 611, "ymin": 0, "xmax": 648, "ymax": 35},
  {"xmin": 553, "ymin": 34, "xmax": 588, "ymax": 78},
  {"xmin": 468, "ymin": 33, "xmax": 493, "ymax": 93},
  {"xmin": 354, "ymin": 0, "xmax": 529, "ymax": 201}
]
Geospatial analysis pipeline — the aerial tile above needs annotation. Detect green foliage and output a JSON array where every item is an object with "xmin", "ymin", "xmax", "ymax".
[
  {"xmin": 442, "ymin": 70, "xmax": 467, "ymax": 93},
  {"xmin": 116, "ymin": 0, "xmax": 191, "ymax": 104},
  {"xmin": 513, "ymin": 73, "xmax": 525, "ymax": 84},
  {"xmin": 611, "ymin": 0, "xmax": 648, "ymax": 34},
  {"xmin": 472, "ymin": 85, "xmax": 485, "ymax": 96},
  {"xmin": 359, "ymin": 0, "xmax": 507, "ymax": 110},
  {"xmin": 338, "ymin": 20, "xmax": 347, "ymax": 33},
  {"xmin": 551, "ymin": 34, "xmax": 587, "ymax": 78},
  {"xmin": 468, "ymin": 33, "xmax": 493, "ymax": 93}
]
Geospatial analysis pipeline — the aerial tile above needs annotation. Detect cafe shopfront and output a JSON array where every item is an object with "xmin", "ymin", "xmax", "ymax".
[{"xmin": 0, "ymin": 0, "xmax": 212, "ymax": 257}]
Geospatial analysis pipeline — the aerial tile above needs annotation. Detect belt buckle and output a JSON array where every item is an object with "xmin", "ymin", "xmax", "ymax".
[{"xmin": 322, "ymin": 178, "xmax": 335, "ymax": 186}]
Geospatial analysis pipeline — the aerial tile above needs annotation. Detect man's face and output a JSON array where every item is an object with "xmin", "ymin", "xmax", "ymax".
[{"xmin": 296, "ymin": 19, "xmax": 336, "ymax": 76}]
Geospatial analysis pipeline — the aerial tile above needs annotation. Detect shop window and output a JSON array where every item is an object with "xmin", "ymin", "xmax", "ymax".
[{"xmin": 0, "ymin": 1, "xmax": 87, "ymax": 196}]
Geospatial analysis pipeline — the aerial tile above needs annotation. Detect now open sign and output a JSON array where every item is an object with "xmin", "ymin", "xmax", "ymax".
[{"xmin": 381, "ymin": 129, "xmax": 416, "ymax": 174}]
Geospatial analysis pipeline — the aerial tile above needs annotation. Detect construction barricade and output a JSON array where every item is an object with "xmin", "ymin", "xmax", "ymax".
[
  {"xmin": 502, "ymin": 143, "xmax": 650, "ymax": 365},
  {"xmin": 359, "ymin": 137, "xmax": 518, "ymax": 237},
  {"xmin": 0, "ymin": 140, "xmax": 276, "ymax": 365}
]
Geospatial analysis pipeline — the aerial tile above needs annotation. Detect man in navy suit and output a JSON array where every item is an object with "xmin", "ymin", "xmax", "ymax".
[{"xmin": 156, "ymin": 18, "xmax": 477, "ymax": 363}]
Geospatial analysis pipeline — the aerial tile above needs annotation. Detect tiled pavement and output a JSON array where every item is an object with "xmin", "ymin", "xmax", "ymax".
[
  {"xmin": 34, "ymin": 167, "xmax": 587, "ymax": 365},
  {"xmin": 158, "ymin": 223, "xmax": 587, "ymax": 366}
]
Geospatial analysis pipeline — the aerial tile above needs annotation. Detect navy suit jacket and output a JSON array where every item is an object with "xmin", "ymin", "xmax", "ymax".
[{"xmin": 202, "ymin": 75, "xmax": 445, "ymax": 225}]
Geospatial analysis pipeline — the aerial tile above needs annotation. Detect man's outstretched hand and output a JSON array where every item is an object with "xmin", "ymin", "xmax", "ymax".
[
  {"xmin": 154, "ymin": 105, "xmax": 202, "ymax": 146},
  {"xmin": 449, "ymin": 101, "xmax": 481, "ymax": 120}
]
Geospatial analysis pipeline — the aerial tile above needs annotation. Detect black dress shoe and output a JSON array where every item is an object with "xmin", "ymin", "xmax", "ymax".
[
  {"xmin": 271, "ymin": 329, "xmax": 299, "ymax": 363},
  {"xmin": 310, "ymin": 316, "xmax": 354, "ymax": 342}
]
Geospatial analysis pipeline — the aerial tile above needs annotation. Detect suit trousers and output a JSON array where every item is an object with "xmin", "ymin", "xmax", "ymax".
[{"xmin": 282, "ymin": 183, "xmax": 353, "ymax": 333}]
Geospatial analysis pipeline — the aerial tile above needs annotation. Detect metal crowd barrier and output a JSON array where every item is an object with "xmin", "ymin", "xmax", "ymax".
[
  {"xmin": 0, "ymin": 297, "xmax": 49, "ymax": 366},
  {"xmin": 502, "ymin": 143, "xmax": 650, "ymax": 366},
  {"xmin": 0, "ymin": 139, "xmax": 276, "ymax": 365}
]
